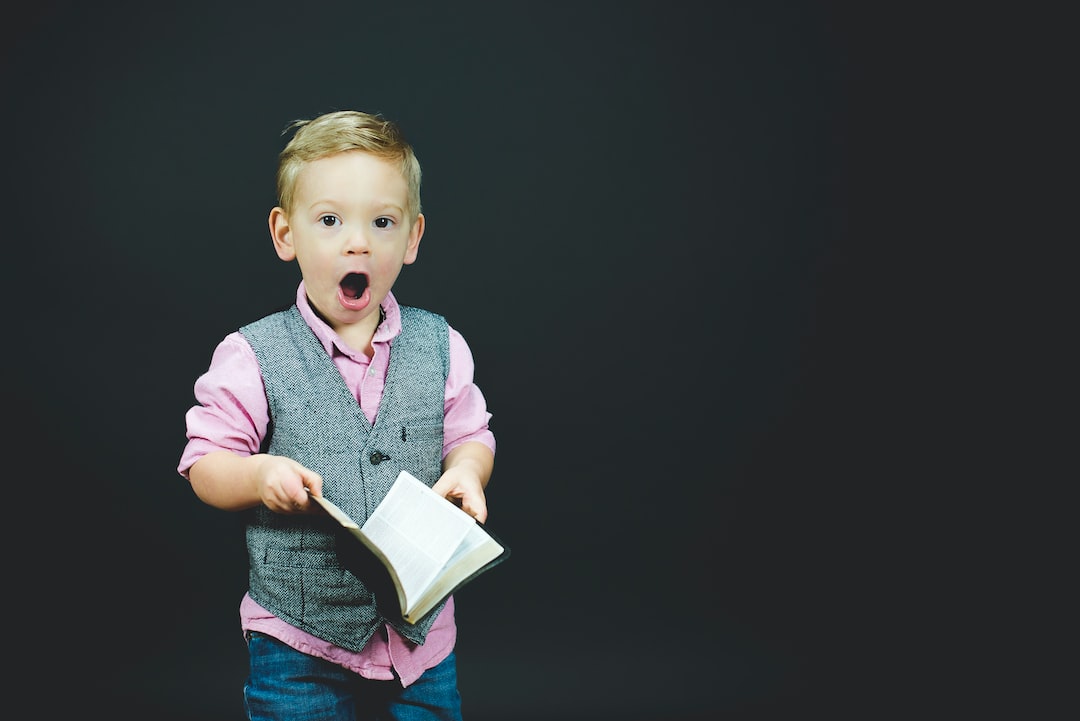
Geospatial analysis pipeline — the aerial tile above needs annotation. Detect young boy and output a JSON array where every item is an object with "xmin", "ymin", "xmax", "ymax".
[{"xmin": 178, "ymin": 110, "xmax": 496, "ymax": 721}]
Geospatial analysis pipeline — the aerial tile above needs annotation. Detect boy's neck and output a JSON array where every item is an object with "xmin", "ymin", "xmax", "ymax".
[
  {"xmin": 335, "ymin": 308, "xmax": 383, "ymax": 359},
  {"xmin": 307, "ymin": 299, "xmax": 384, "ymax": 359}
]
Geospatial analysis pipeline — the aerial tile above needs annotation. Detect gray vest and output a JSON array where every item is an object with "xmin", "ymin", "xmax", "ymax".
[{"xmin": 239, "ymin": 303, "xmax": 449, "ymax": 649}]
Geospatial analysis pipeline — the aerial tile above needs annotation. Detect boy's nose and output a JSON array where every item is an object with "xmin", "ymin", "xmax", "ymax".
[{"xmin": 344, "ymin": 229, "xmax": 370, "ymax": 254}]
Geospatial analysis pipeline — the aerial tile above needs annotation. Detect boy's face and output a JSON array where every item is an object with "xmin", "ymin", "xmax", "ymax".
[{"xmin": 269, "ymin": 151, "xmax": 423, "ymax": 336}]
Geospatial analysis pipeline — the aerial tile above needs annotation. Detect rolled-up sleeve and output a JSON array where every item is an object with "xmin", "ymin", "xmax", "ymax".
[
  {"xmin": 177, "ymin": 332, "xmax": 269, "ymax": 478},
  {"xmin": 442, "ymin": 327, "xmax": 496, "ymax": 459}
]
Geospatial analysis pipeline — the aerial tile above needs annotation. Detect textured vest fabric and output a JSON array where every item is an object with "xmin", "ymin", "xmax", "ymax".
[{"xmin": 239, "ymin": 304, "xmax": 449, "ymax": 649}]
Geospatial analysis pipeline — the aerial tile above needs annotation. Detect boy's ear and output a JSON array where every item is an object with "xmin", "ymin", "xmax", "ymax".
[
  {"xmin": 403, "ymin": 213, "xmax": 425, "ymax": 265},
  {"xmin": 269, "ymin": 207, "xmax": 296, "ymax": 261}
]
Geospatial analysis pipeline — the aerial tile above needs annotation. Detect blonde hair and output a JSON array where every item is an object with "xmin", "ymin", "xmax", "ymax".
[{"xmin": 275, "ymin": 110, "xmax": 422, "ymax": 219}]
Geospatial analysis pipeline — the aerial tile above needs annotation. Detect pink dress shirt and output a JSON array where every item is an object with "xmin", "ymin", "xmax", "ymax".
[{"xmin": 178, "ymin": 282, "xmax": 495, "ymax": 686}]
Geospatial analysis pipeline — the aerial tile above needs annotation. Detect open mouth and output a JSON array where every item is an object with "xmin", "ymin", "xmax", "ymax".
[{"xmin": 340, "ymin": 272, "xmax": 368, "ymax": 299}]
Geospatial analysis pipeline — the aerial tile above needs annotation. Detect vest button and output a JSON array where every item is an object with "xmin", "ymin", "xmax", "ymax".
[{"xmin": 369, "ymin": 451, "xmax": 390, "ymax": 465}]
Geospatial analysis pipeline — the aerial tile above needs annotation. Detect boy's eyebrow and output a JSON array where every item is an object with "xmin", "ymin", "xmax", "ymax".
[
  {"xmin": 307, "ymin": 197, "xmax": 406, "ymax": 213},
  {"xmin": 368, "ymin": 198, "xmax": 410, "ymax": 216}
]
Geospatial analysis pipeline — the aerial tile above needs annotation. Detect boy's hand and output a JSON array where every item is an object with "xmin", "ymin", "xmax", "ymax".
[
  {"xmin": 432, "ymin": 466, "xmax": 488, "ymax": 523},
  {"xmin": 252, "ymin": 454, "xmax": 323, "ymax": 514}
]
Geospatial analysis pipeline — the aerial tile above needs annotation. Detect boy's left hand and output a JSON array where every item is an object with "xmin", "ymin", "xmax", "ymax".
[{"xmin": 431, "ymin": 466, "xmax": 488, "ymax": 523}]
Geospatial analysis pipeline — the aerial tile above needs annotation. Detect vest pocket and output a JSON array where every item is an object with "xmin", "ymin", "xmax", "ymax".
[
  {"xmin": 257, "ymin": 547, "xmax": 376, "ymax": 621},
  {"xmin": 394, "ymin": 422, "xmax": 443, "ymax": 483}
]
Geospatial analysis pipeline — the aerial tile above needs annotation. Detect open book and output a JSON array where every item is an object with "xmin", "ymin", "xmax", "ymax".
[{"xmin": 310, "ymin": 470, "xmax": 509, "ymax": 624}]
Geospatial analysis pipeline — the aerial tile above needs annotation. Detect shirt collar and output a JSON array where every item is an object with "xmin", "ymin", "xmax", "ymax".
[{"xmin": 294, "ymin": 281, "xmax": 402, "ymax": 358}]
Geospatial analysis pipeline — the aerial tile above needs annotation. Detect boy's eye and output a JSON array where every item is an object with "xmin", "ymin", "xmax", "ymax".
[
  {"xmin": 374, "ymin": 217, "xmax": 393, "ymax": 229},
  {"xmin": 320, "ymin": 215, "xmax": 339, "ymax": 227}
]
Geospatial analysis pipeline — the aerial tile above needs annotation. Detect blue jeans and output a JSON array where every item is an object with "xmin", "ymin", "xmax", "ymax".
[{"xmin": 243, "ymin": 631, "xmax": 463, "ymax": 721}]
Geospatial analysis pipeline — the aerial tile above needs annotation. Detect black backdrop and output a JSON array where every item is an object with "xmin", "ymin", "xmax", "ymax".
[{"xmin": 0, "ymin": 2, "xmax": 916, "ymax": 719}]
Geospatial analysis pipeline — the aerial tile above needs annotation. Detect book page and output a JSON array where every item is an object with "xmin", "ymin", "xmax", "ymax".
[{"xmin": 359, "ymin": 472, "xmax": 475, "ymax": 610}]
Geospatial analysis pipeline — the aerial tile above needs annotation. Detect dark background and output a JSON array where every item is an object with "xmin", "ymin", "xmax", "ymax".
[{"xmin": 0, "ymin": 1, "xmax": 972, "ymax": 718}]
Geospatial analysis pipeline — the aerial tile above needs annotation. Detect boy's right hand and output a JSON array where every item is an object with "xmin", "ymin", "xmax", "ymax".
[{"xmin": 252, "ymin": 454, "xmax": 323, "ymax": 514}]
